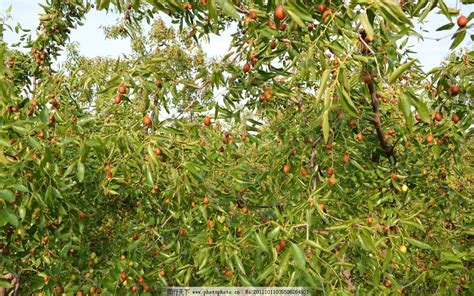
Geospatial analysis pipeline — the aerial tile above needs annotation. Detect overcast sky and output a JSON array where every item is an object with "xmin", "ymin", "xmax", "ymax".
[{"xmin": 0, "ymin": 0, "xmax": 472, "ymax": 70}]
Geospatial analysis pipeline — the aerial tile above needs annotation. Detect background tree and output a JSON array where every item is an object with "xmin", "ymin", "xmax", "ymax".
[{"xmin": 0, "ymin": 0, "xmax": 473, "ymax": 295}]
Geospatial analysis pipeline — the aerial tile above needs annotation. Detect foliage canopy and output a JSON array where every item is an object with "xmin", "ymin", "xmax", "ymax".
[{"xmin": 0, "ymin": 0, "xmax": 473, "ymax": 295}]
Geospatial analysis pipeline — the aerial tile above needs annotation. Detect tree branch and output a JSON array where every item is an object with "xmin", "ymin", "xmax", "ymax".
[
  {"xmin": 367, "ymin": 81, "xmax": 393, "ymax": 157},
  {"xmin": 0, "ymin": 273, "xmax": 20, "ymax": 296},
  {"xmin": 235, "ymin": 6, "xmax": 248, "ymax": 14}
]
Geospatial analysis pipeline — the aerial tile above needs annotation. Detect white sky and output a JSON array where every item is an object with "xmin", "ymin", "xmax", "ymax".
[{"xmin": 0, "ymin": 0, "xmax": 472, "ymax": 70}]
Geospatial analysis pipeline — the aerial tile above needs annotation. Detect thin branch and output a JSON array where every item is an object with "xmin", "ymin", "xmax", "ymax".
[
  {"xmin": 367, "ymin": 81, "xmax": 393, "ymax": 157},
  {"xmin": 235, "ymin": 6, "xmax": 248, "ymax": 14},
  {"xmin": 358, "ymin": 36, "xmax": 388, "ymax": 86},
  {"xmin": 289, "ymin": 96, "xmax": 303, "ymax": 109},
  {"xmin": 65, "ymin": 86, "xmax": 82, "ymax": 111},
  {"xmin": 418, "ymin": 25, "xmax": 472, "ymax": 41},
  {"xmin": 30, "ymin": 76, "xmax": 37, "ymax": 95},
  {"xmin": 279, "ymin": 38, "xmax": 292, "ymax": 45},
  {"xmin": 402, "ymin": 271, "xmax": 427, "ymax": 289},
  {"xmin": 290, "ymin": 223, "xmax": 310, "ymax": 241},
  {"xmin": 3, "ymin": 152, "xmax": 18, "ymax": 161},
  {"xmin": 0, "ymin": 273, "xmax": 20, "ymax": 296}
]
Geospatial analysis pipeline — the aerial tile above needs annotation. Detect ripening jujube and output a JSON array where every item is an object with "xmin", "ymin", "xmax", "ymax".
[
  {"xmin": 274, "ymin": 6, "xmax": 286, "ymax": 20},
  {"xmin": 143, "ymin": 115, "xmax": 152, "ymax": 126},
  {"xmin": 118, "ymin": 85, "xmax": 126, "ymax": 94}
]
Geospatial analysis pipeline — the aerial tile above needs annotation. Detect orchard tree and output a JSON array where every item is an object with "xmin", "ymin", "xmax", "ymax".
[{"xmin": 0, "ymin": 0, "xmax": 473, "ymax": 295}]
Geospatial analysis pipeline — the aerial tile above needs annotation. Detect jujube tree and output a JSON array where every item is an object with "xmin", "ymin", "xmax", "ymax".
[{"xmin": 0, "ymin": 0, "xmax": 473, "ymax": 295}]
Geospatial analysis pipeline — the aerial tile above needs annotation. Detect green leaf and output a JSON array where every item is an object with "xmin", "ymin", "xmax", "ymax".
[
  {"xmin": 436, "ymin": 23, "xmax": 454, "ymax": 31},
  {"xmin": 77, "ymin": 162, "xmax": 85, "ymax": 182},
  {"xmin": 147, "ymin": 145, "xmax": 158, "ymax": 165},
  {"xmin": 239, "ymin": 274, "xmax": 253, "ymax": 286},
  {"xmin": 418, "ymin": 0, "xmax": 437, "ymax": 22},
  {"xmin": 414, "ymin": 0, "xmax": 430, "ymax": 15},
  {"xmin": 11, "ymin": 126, "xmax": 27, "ymax": 134},
  {"xmin": 287, "ymin": 10, "xmax": 305, "ymax": 28},
  {"xmin": 339, "ymin": 87, "xmax": 359, "ymax": 118},
  {"xmin": 77, "ymin": 116, "xmax": 96, "ymax": 126},
  {"xmin": 145, "ymin": 165, "xmax": 154, "ymax": 186},
  {"xmin": 291, "ymin": 243, "xmax": 306, "ymax": 270},
  {"xmin": 0, "ymin": 189, "xmax": 15, "ymax": 202},
  {"xmin": 233, "ymin": 253, "xmax": 246, "ymax": 275},
  {"xmin": 220, "ymin": 0, "xmax": 240, "ymax": 19},
  {"xmin": 256, "ymin": 263, "xmax": 274, "ymax": 283},
  {"xmin": 132, "ymin": 0, "xmax": 140, "ymax": 10},
  {"xmin": 278, "ymin": 249, "xmax": 291, "ymax": 277},
  {"xmin": 102, "ymin": 279, "xmax": 116, "ymax": 291},
  {"xmin": 358, "ymin": 229, "xmax": 374, "ymax": 251},
  {"xmin": 440, "ymin": 251, "xmax": 462, "ymax": 263},
  {"xmin": 351, "ymin": 160, "xmax": 366, "ymax": 173},
  {"xmin": 64, "ymin": 162, "xmax": 76, "ymax": 177},
  {"xmin": 267, "ymin": 226, "xmax": 281, "ymax": 240},
  {"xmin": 0, "ymin": 280, "xmax": 12, "ymax": 289},
  {"xmin": 183, "ymin": 163, "xmax": 204, "ymax": 181},
  {"xmin": 408, "ymin": 94, "xmax": 430, "ymax": 123},
  {"xmin": 85, "ymin": 139, "xmax": 101, "ymax": 147},
  {"xmin": 52, "ymin": 187, "xmax": 63, "ymax": 199},
  {"xmin": 389, "ymin": 60, "xmax": 416, "ymax": 84},
  {"xmin": 353, "ymin": 55, "xmax": 369, "ymax": 63},
  {"xmin": 0, "ymin": 137, "xmax": 11, "ymax": 147},
  {"xmin": 322, "ymin": 110, "xmax": 329, "ymax": 143},
  {"xmin": 380, "ymin": 0, "xmax": 413, "ymax": 26},
  {"xmin": 287, "ymin": 0, "xmax": 313, "ymax": 22},
  {"xmin": 316, "ymin": 70, "xmax": 330, "ymax": 101},
  {"xmin": 0, "ymin": 207, "xmax": 19, "ymax": 227},
  {"xmin": 304, "ymin": 240, "xmax": 330, "ymax": 252},
  {"xmin": 306, "ymin": 209, "xmax": 312, "ymax": 229},
  {"xmin": 399, "ymin": 94, "xmax": 413, "ymax": 127},
  {"xmin": 254, "ymin": 232, "xmax": 269, "ymax": 253},
  {"xmin": 13, "ymin": 184, "xmax": 28, "ymax": 192},
  {"xmin": 405, "ymin": 237, "xmax": 432, "ymax": 250},
  {"xmin": 99, "ymin": 0, "xmax": 111, "ymax": 10},
  {"xmin": 450, "ymin": 30, "xmax": 466, "ymax": 50},
  {"xmin": 19, "ymin": 207, "xmax": 26, "ymax": 220},
  {"xmin": 208, "ymin": 0, "xmax": 218, "ymax": 24},
  {"xmin": 399, "ymin": 219, "xmax": 425, "ymax": 232},
  {"xmin": 359, "ymin": 12, "xmax": 374, "ymax": 41},
  {"xmin": 437, "ymin": 0, "xmax": 452, "ymax": 21},
  {"xmin": 27, "ymin": 137, "xmax": 42, "ymax": 149}
]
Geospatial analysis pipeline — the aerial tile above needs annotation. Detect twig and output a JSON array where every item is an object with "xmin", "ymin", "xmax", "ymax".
[
  {"xmin": 228, "ymin": 45, "xmax": 247, "ymax": 64},
  {"xmin": 3, "ymin": 152, "xmax": 18, "ymax": 161},
  {"xmin": 418, "ymin": 25, "xmax": 472, "ymax": 41},
  {"xmin": 402, "ymin": 271, "xmax": 426, "ymax": 288},
  {"xmin": 367, "ymin": 81, "xmax": 393, "ymax": 157},
  {"xmin": 65, "ymin": 86, "xmax": 82, "ymax": 111},
  {"xmin": 0, "ymin": 273, "xmax": 20, "ymax": 296},
  {"xmin": 358, "ymin": 36, "xmax": 388, "ymax": 87},
  {"xmin": 290, "ymin": 223, "xmax": 310, "ymax": 241},
  {"xmin": 235, "ymin": 6, "xmax": 248, "ymax": 14}
]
